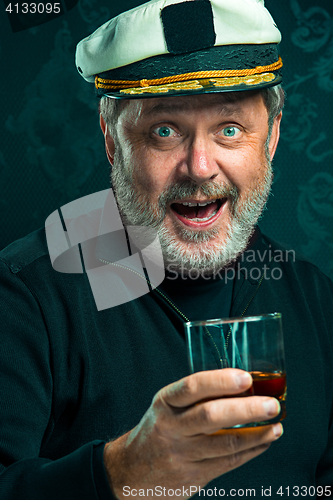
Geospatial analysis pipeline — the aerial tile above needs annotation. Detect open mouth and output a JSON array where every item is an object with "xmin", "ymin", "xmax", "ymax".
[{"xmin": 170, "ymin": 198, "xmax": 226, "ymax": 226}]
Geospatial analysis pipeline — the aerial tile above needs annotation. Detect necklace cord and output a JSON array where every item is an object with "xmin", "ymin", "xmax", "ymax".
[{"xmin": 99, "ymin": 258, "xmax": 272, "ymax": 370}]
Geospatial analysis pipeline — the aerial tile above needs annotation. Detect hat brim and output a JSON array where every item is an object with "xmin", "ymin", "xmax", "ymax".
[
  {"xmin": 102, "ymin": 72, "xmax": 282, "ymax": 100},
  {"xmin": 94, "ymin": 44, "xmax": 282, "ymax": 100}
]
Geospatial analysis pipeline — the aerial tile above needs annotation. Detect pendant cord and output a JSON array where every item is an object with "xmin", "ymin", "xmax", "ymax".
[{"xmin": 99, "ymin": 258, "xmax": 271, "ymax": 368}]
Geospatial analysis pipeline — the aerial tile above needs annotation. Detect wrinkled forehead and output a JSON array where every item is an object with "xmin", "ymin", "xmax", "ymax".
[{"xmin": 119, "ymin": 90, "xmax": 266, "ymax": 121}]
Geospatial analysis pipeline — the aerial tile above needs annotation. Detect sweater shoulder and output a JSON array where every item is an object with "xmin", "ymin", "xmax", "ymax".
[
  {"xmin": 0, "ymin": 228, "xmax": 49, "ymax": 274},
  {"xmin": 260, "ymin": 232, "xmax": 333, "ymax": 285}
]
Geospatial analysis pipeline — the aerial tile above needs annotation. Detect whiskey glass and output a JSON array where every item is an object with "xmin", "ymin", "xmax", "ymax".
[{"xmin": 184, "ymin": 313, "xmax": 286, "ymax": 427}]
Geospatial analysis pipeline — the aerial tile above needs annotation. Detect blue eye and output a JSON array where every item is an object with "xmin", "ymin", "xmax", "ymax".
[
  {"xmin": 222, "ymin": 126, "xmax": 240, "ymax": 137},
  {"xmin": 155, "ymin": 126, "xmax": 175, "ymax": 137}
]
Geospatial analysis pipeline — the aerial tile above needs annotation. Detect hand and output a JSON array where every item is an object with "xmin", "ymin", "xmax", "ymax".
[{"xmin": 103, "ymin": 369, "xmax": 283, "ymax": 499}]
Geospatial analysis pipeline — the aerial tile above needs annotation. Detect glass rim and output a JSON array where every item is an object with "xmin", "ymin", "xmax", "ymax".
[{"xmin": 184, "ymin": 312, "xmax": 282, "ymax": 328}]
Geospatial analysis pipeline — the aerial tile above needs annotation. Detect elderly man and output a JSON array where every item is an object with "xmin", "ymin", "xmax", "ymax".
[{"xmin": 0, "ymin": 0, "xmax": 333, "ymax": 499}]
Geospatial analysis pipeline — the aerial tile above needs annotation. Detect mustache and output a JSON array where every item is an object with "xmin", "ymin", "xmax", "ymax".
[{"xmin": 158, "ymin": 180, "xmax": 239, "ymax": 209}]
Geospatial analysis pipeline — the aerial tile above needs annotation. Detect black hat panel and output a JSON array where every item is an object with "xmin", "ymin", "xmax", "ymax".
[{"xmin": 161, "ymin": 1, "xmax": 216, "ymax": 55}]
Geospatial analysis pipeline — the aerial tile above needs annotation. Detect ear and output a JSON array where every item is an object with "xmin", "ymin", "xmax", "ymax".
[
  {"xmin": 267, "ymin": 111, "xmax": 282, "ymax": 161},
  {"xmin": 100, "ymin": 114, "xmax": 115, "ymax": 165}
]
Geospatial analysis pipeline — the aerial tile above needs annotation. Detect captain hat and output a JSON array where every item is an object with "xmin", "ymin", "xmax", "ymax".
[{"xmin": 75, "ymin": 0, "xmax": 282, "ymax": 99}]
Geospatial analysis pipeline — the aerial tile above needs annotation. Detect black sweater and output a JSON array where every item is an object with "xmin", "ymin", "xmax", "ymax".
[{"xmin": 0, "ymin": 227, "xmax": 332, "ymax": 499}]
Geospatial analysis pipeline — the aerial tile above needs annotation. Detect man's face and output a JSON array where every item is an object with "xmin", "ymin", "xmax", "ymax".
[{"xmin": 103, "ymin": 91, "xmax": 281, "ymax": 274}]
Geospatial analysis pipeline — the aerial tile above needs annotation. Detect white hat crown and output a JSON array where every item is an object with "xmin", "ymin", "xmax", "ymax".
[{"xmin": 76, "ymin": 0, "xmax": 281, "ymax": 84}]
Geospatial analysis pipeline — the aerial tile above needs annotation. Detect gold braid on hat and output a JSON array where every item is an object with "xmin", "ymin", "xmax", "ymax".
[{"xmin": 95, "ymin": 57, "xmax": 282, "ymax": 90}]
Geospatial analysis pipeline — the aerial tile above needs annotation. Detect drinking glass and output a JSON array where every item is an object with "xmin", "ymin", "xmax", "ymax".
[{"xmin": 184, "ymin": 313, "xmax": 286, "ymax": 427}]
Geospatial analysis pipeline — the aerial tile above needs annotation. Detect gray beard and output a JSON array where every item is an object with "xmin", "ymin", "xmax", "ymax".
[{"xmin": 111, "ymin": 144, "xmax": 273, "ymax": 276}]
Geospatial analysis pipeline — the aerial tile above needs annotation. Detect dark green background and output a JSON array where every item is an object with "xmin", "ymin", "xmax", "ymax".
[{"xmin": 1, "ymin": 0, "xmax": 333, "ymax": 279}]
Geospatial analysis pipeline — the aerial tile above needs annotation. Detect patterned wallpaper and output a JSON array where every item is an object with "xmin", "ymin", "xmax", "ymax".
[{"xmin": 1, "ymin": 0, "xmax": 332, "ymax": 279}]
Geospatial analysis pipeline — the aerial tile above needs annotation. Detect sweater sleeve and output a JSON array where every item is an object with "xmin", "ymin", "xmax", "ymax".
[
  {"xmin": 1, "ymin": 441, "xmax": 108, "ymax": 499},
  {"xmin": 93, "ymin": 442, "xmax": 119, "ymax": 500},
  {"xmin": 0, "ymin": 259, "xmax": 112, "ymax": 500},
  {"xmin": 316, "ymin": 396, "xmax": 333, "ymax": 487}
]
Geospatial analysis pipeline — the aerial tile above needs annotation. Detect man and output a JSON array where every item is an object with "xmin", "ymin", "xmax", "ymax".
[{"xmin": 0, "ymin": 0, "xmax": 333, "ymax": 499}]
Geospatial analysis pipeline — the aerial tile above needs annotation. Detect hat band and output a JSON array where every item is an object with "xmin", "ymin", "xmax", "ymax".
[{"xmin": 95, "ymin": 56, "xmax": 283, "ymax": 91}]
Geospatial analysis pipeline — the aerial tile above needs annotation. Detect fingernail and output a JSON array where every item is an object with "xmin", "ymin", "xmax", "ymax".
[
  {"xmin": 236, "ymin": 372, "xmax": 252, "ymax": 388},
  {"xmin": 263, "ymin": 398, "xmax": 280, "ymax": 416},
  {"xmin": 273, "ymin": 423, "xmax": 283, "ymax": 438}
]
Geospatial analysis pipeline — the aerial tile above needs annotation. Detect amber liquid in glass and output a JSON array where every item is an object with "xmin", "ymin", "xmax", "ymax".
[
  {"xmin": 243, "ymin": 371, "xmax": 287, "ymax": 422},
  {"xmin": 246, "ymin": 371, "xmax": 286, "ymax": 398}
]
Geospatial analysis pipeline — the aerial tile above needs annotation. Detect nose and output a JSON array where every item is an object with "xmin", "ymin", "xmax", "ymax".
[{"xmin": 180, "ymin": 134, "xmax": 220, "ymax": 185}]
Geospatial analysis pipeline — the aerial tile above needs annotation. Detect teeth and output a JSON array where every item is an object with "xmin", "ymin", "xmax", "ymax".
[
  {"xmin": 180, "ymin": 199, "xmax": 216, "ymax": 207},
  {"xmin": 198, "ymin": 199, "xmax": 216, "ymax": 206}
]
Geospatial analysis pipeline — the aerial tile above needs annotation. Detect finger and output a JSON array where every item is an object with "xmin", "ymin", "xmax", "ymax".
[
  {"xmin": 178, "ymin": 395, "xmax": 281, "ymax": 435},
  {"xmin": 183, "ymin": 423, "xmax": 283, "ymax": 461},
  {"xmin": 160, "ymin": 369, "xmax": 252, "ymax": 408}
]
